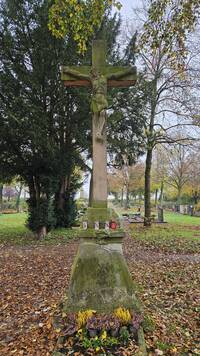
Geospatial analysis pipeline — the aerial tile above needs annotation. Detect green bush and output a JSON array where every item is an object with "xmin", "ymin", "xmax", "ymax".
[
  {"xmin": 27, "ymin": 197, "xmax": 56, "ymax": 233},
  {"xmin": 55, "ymin": 195, "xmax": 77, "ymax": 228}
]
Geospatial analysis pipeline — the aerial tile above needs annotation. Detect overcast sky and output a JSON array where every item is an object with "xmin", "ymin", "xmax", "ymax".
[
  {"xmin": 120, "ymin": 0, "xmax": 134, "ymax": 17},
  {"xmin": 113, "ymin": 0, "xmax": 144, "ymax": 36}
]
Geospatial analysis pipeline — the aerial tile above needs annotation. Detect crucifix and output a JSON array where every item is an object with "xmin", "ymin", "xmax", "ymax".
[
  {"xmin": 59, "ymin": 43, "xmax": 147, "ymax": 348},
  {"xmin": 61, "ymin": 40, "xmax": 136, "ymax": 209}
]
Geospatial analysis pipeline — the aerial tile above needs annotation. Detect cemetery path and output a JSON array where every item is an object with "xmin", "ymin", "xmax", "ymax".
[{"xmin": 0, "ymin": 232, "xmax": 199, "ymax": 355}]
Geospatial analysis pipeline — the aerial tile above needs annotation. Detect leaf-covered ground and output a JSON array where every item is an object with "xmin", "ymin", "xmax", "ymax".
[
  {"xmin": 125, "ymin": 227, "xmax": 200, "ymax": 355},
  {"xmin": 0, "ymin": 221, "xmax": 200, "ymax": 355}
]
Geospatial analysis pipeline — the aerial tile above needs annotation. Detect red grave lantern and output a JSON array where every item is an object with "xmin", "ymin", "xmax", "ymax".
[{"xmin": 109, "ymin": 220, "xmax": 117, "ymax": 230}]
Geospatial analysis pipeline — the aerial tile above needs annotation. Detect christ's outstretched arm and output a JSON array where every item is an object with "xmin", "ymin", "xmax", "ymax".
[
  {"xmin": 61, "ymin": 66, "xmax": 90, "ymax": 80},
  {"xmin": 107, "ymin": 67, "xmax": 136, "ymax": 80}
]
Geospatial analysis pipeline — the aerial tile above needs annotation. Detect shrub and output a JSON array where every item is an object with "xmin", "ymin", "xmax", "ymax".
[{"xmin": 27, "ymin": 197, "xmax": 56, "ymax": 234}]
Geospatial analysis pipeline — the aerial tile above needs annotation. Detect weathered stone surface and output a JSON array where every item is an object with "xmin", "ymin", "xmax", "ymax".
[
  {"xmin": 137, "ymin": 327, "xmax": 147, "ymax": 355},
  {"xmin": 79, "ymin": 229, "xmax": 126, "ymax": 239},
  {"xmin": 58, "ymin": 39, "xmax": 147, "ymax": 352},
  {"xmin": 61, "ymin": 40, "xmax": 136, "ymax": 207},
  {"xmin": 81, "ymin": 207, "xmax": 123, "ymax": 230},
  {"xmin": 63, "ymin": 240, "xmax": 141, "ymax": 313}
]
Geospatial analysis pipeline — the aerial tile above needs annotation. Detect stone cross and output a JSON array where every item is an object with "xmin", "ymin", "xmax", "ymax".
[
  {"xmin": 61, "ymin": 40, "xmax": 136, "ymax": 208},
  {"xmin": 59, "ymin": 42, "xmax": 146, "ymax": 335}
]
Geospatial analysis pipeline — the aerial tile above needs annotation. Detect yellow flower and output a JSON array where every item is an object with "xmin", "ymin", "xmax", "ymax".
[
  {"xmin": 77, "ymin": 310, "xmax": 95, "ymax": 328},
  {"xmin": 101, "ymin": 330, "xmax": 107, "ymax": 340},
  {"xmin": 114, "ymin": 307, "xmax": 131, "ymax": 324},
  {"xmin": 96, "ymin": 347, "xmax": 100, "ymax": 352},
  {"xmin": 77, "ymin": 329, "xmax": 82, "ymax": 335}
]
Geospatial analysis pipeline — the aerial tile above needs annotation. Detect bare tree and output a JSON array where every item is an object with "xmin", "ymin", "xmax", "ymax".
[
  {"xmin": 165, "ymin": 143, "xmax": 192, "ymax": 202},
  {"xmin": 187, "ymin": 146, "xmax": 200, "ymax": 204},
  {"xmin": 151, "ymin": 145, "xmax": 169, "ymax": 206},
  {"xmin": 126, "ymin": 2, "xmax": 200, "ymax": 225}
]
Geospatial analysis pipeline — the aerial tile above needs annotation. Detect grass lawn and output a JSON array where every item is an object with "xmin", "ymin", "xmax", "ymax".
[
  {"xmin": 0, "ymin": 210, "xmax": 199, "ymax": 250},
  {"xmin": 116, "ymin": 206, "xmax": 200, "ymax": 225},
  {"xmin": 0, "ymin": 212, "xmax": 27, "ymax": 228},
  {"xmin": 0, "ymin": 213, "xmax": 77, "ymax": 245},
  {"xmin": 129, "ymin": 223, "xmax": 200, "ymax": 253},
  {"xmin": 119, "ymin": 210, "xmax": 200, "ymax": 254},
  {"xmin": 164, "ymin": 211, "xmax": 200, "ymax": 225},
  {"xmin": 114, "ymin": 207, "xmax": 200, "ymax": 253}
]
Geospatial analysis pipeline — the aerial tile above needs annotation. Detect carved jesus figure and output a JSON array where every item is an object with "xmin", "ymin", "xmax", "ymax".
[{"xmin": 63, "ymin": 66, "xmax": 134, "ymax": 140}]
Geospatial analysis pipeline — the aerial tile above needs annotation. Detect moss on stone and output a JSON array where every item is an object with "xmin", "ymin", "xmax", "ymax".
[
  {"xmin": 78, "ymin": 228, "xmax": 125, "ymax": 240},
  {"xmin": 137, "ymin": 327, "xmax": 147, "ymax": 355},
  {"xmin": 91, "ymin": 200, "xmax": 107, "ymax": 208},
  {"xmin": 81, "ymin": 207, "xmax": 123, "ymax": 230},
  {"xmin": 63, "ymin": 241, "xmax": 142, "ymax": 314},
  {"xmin": 79, "ymin": 229, "xmax": 97, "ymax": 238}
]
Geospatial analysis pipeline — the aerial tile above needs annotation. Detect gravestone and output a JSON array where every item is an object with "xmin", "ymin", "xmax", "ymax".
[
  {"xmin": 61, "ymin": 40, "xmax": 139, "ymax": 313},
  {"xmin": 157, "ymin": 207, "xmax": 164, "ymax": 223},
  {"xmin": 187, "ymin": 205, "xmax": 194, "ymax": 216},
  {"xmin": 180, "ymin": 205, "xmax": 187, "ymax": 214}
]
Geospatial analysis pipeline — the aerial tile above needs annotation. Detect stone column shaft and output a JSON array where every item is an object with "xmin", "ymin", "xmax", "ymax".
[{"xmin": 92, "ymin": 113, "xmax": 107, "ymax": 207}]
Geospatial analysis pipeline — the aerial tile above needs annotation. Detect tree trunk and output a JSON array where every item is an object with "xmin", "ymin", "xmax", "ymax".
[
  {"xmin": 144, "ymin": 148, "xmax": 153, "ymax": 226},
  {"xmin": 16, "ymin": 184, "xmax": 23, "ymax": 213},
  {"xmin": 138, "ymin": 192, "xmax": 142, "ymax": 205},
  {"xmin": 159, "ymin": 181, "xmax": 164, "ymax": 206},
  {"xmin": 193, "ymin": 190, "xmax": 198, "ymax": 205},
  {"xmin": 177, "ymin": 187, "xmax": 182, "ymax": 204},
  {"xmin": 113, "ymin": 192, "xmax": 118, "ymax": 204},
  {"xmin": 125, "ymin": 187, "xmax": 129, "ymax": 210},
  {"xmin": 33, "ymin": 176, "xmax": 40, "ymax": 205},
  {"xmin": 28, "ymin": 176, "xmax": 48, "ymax": 239},
  {"xmin": 57, "ymin": 178, "xmax": 66, "ymax": 211},
  {"xmin": 144, "ymin": 77, "xmax": 157, "ymax": 226},
  {"xmin": 120, "ymin": 188, "xmax": 124, "ymax": 207},
  {"xmin": 155, "ymin": 188, "xmax": 158, "ymax": 206},
  {"xmin": 36, "ymin": 226, "xmax": 47, "ymax": 240},
  {"xmin": 0, "ymin": 184, "xmax": 3, "ymax": 212}
]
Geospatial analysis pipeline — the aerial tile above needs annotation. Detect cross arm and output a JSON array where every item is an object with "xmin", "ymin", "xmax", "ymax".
[
  {"xmin": 107, "ymin": 66, "xmax": 137, "ymax": 80},
  {"xmin": 61, "ymin": 66, "xmax": 90, "ymax": 81}
]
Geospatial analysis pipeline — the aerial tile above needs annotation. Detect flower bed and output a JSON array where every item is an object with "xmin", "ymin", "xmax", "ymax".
[{"xmin": 52, "ymin": 308, "xmax": 144, "ymax": 355}]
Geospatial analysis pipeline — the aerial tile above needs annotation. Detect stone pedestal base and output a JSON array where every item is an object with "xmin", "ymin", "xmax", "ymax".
[
  {"xmin": 81, "ymin": 206, "xmax": 123, "ymax": 229},
  {"xmin": 62, "ymin": 238, "xmax": 141, "ymax": 313}
]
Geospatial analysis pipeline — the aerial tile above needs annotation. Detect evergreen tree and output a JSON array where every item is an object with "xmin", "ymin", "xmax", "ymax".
[
  {"xmin": 0, "ymin": 1, "xmax": 146, "ymax": 236},
  {"xmin": 0, "ymin": 0, "xmax": 130, "ymax": 236},
  {"xmin": 0, "ymin": 0, "xmax": 90, "ymax": 237}
]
